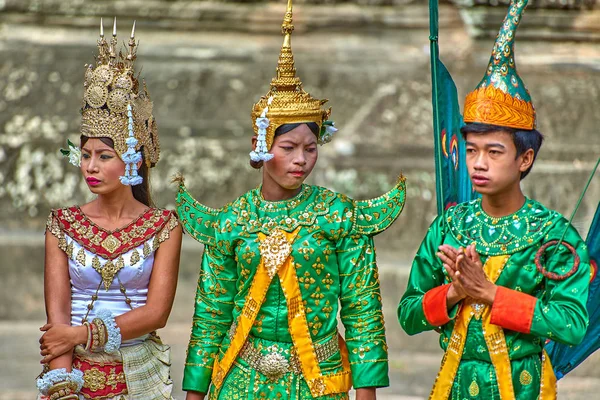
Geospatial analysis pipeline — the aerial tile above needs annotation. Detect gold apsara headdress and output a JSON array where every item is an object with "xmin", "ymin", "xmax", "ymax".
[
  {"xmin": 81, "ymin": 18, "xmax": 159, "ymax": 169},
  {"xmin": 249, "ymin": 0, "xmax": 334, "ymax": 162}
]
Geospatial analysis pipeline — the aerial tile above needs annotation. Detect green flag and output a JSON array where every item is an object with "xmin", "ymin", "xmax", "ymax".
[{"xmin": 429, "ymin": 0, "xmax": 476, "ymax": 216}]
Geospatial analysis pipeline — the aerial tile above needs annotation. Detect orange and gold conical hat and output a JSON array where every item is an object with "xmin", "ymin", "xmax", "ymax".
[{"xmin": 463, "ymin": 0, "xmax": 536, "ymax": 130}]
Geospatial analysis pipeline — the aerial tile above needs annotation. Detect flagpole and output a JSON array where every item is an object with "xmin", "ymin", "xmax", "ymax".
[{"xmin": 430, "ymin": 0, "xmax": 445, "ymax": 217}]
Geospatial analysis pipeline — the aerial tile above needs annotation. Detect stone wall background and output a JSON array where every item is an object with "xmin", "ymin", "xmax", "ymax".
[
  {"xmin": 0, "ymin": 1, "xmax": 599, "ymax": 398},
  {"xmin": 0, "ymin": 0, "xmax": 599, "ymax": 316}
]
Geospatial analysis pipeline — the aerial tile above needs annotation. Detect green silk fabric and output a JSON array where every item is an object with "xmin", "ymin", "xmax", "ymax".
[
  {"xmin": 398, "ymin": 198, "xmax": 590, "ymax": 398},
  {"xmin": 180, "ymin": 182, "xmax": 406, "ymax": 396}
]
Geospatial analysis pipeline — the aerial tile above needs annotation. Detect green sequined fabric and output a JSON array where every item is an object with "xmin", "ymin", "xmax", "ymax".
[
  {"xmin": 180, "ymin": 182, "xmax": 406, "ymax": 396},
  {"xmin": 399, "ymin": 199, "xmax": 590, "ymax": 398}
]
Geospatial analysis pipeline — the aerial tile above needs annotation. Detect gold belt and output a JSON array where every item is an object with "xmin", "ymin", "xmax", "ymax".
[{"xmin": 238, "ymin": 334, "xmax": 340, "ymax": 382}]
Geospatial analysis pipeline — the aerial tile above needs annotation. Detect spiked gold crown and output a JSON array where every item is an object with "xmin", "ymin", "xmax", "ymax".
[
  {"xmin": 251, "ymin": 0, "xmax": 331, "ymax": 150},
  {"xmin": 81, "ymin": 18, "xmax": 159, "ymax": 167}
]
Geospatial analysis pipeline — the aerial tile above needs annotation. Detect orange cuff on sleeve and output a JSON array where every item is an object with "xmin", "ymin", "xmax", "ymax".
[
  {"xmin": 490, "ymin": 286, "xmax": 537, "ymax": 334},
  {"xmin": 423, "ymin": 284, "xmax": 452, "ymax": 326}
]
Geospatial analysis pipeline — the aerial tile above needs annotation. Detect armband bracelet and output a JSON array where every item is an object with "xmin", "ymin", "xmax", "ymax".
[
  {"xmin": 90, "ymin": 320, "xmax": 105, "ymax": 353},
  {"xmin": 94, "ymin": 308, "xmax": 122, "ymax": 353},
  {"xmin": 82, "ymin": 321, "xmax": 92, "ymax": 351},
  {"xmin": 48, "ymin": 380, "xmax": 78, "ymax": 400}
]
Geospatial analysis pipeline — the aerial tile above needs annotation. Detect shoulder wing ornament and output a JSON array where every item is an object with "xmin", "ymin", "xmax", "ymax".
[
  {"xmin": 174, "ymin": 175, "xmax": 221, "ymax": 247},
  {"xmin": 352, "ymin": 175, "xmax": 407, "ymax": 237}
]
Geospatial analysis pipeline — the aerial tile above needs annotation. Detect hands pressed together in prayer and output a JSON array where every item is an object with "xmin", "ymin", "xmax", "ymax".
[{"xmin": 437, "ymin": 244, "xmax": 497, "ymax": 309}]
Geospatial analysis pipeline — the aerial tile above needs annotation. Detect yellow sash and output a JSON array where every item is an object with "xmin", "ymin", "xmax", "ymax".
[
  {"xmin": 212, "ymin": 228, "xmax": 352, "ymax": 396},
  {"xmin": 429, "ymin": 255, "xmax": 557, "ymax": 399}
]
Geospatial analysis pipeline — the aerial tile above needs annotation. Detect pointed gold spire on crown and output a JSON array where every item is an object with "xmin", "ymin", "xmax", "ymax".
[
  {"xmin": 108, "ymin": 17, "xmax": 118, "ymax": 63},
  {"xmin": 97, "ymin": 18, "xmax": 109, "ymax": 64},
  {"xmin": 125, "ymin": 20, "xmax": 137, "ymax": 68},
  {"xmin": 271, "ymin": 0, "xmax": 301, "ymax": 91},
  {"xmin": 251, "ymin": 0, "xmax": 331, "ymax": 150}
]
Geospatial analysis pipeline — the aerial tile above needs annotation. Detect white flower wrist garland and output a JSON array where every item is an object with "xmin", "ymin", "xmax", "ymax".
[
  {"xmin": 95, "ymin": 308, "xmax": 122, "ymax": 353},
  {"xmin": 36, "ymin": 368, "xmax": 84, "ymax": 396}
]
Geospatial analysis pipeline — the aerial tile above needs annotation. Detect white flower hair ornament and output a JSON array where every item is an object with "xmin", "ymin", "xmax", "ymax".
[
  {"xmin": 249, "ymin": 96, "xmax": 275, "ymax": 163},
  {"xmin": 119, "ymin": 103, "xmax": 143, "ymax": 186},
  {"xmin": 318, "ymin": 120, "xmax": 337, "ymax": 145},
  {"xmin": 60, "ymin": 139, "xmax": 82, "ymax": 167}
]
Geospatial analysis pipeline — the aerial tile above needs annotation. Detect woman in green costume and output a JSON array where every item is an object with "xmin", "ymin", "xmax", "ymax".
[
  {"xmin": 398, "ymin": 1, "xmax": 590, "ymax": 399},
  {"xmin": 177, "ymin": 1, "xmax": 406, "ymax": 399}
]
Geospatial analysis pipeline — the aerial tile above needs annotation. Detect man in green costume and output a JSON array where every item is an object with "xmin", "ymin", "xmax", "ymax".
[
  {"xmin": 398, "ymin": 1, "xmax": 591, "ymax": 398},
  {"xmin": 177, "ymin": 1, "xmax": 406, "ymax": 399}
]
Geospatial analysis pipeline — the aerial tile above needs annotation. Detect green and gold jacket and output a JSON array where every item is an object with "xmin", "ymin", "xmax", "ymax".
[
  {"xmin": 179, "ymin": 180, "xmax": 406, "ymax": 395},
  {"xmin": 398, "ymin": 198, "xmax": 590, "ymax": 399}
]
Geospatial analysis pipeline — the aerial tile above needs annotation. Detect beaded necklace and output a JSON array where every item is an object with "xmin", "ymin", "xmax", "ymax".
[{"xmin": 446, "ymin": 198, "xmax": 556, "ymax": 256}]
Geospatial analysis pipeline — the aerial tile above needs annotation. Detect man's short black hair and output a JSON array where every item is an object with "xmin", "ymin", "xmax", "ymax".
[{"xmin": 460, "ymin": 123, "xmax": 544, "ymax": 180}]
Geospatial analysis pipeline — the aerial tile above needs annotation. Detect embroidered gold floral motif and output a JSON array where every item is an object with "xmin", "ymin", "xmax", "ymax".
[
  {"xmin": 259, "ymin": 229, "xmax": 294, "ymax": 278},
  {"xmin": 66, "ymin": 241, "xmax": 74, "ymax": 259},
  {"xmin": 101, "ymin": 234, "xmax": 121, "ymax": 253},
  {"xmin": 92, "ymin": 256, "xmax": 101, "ymax": 272},
  {"xmin": 469, "ymin": 380, "xmax": 480, "ymax": 397},
  {"xmin": 83, "ymin": 368, "xmax": 106, "ymax": 392},
  {"xmin": 76, "ymin": 247, "xmax": 87, "ymax": 266},
  {"xmin": 46, "ymin": 215, "xmax": 67, "ymax": 251},
  {"xmin": 105, "ymin": 367, "xmax": 126, "ymax": 389},
  {"xmin": 308, "ymin": 378, "xmax": 326, "ymax": 397},
  {"xmin": 130, "ymin": 248, "xmax": 140, "ymax": 265},
  {"xmin": 298, "ymin": 271, "xmax": 316, "ymax": 290},
  {"xmin": 83, "ymin": 367, "xmax": 126, "ymax": 391},
  {"xmin": 52, "ymin": 207, "xmax": 177, "ymax": 260},
  {"xmin": 143, "ymin": 241, "xmax": 151, "ymax": 258},
  {"xmin": 93, "ymin": 256, "xmax": 125, "ymax": 290},
  {"xmin": 520, "ymin": 370, "xmax": 532, "ymax": 385},
  {"xmin": 311, "ymin": 257, "xmax": 325, "ymax": 275}
]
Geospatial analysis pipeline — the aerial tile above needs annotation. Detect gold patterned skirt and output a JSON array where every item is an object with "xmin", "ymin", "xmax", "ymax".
[{"xmin": 38, "ymin": 337, "xmax": 173, "ymax": 400}]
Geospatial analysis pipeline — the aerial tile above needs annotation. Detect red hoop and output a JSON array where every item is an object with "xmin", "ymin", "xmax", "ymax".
[{"xmin": 535, "ymin": 240, "xmax": 580, "ymax": 281}]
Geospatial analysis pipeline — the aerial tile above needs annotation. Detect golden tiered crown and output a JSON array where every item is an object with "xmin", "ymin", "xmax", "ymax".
[
  {"xmin": 81, "ymin": 18, "xmax": 159, "ymax": 167},
  {"xmin": 251, "ymin": 0, "xmax": 331, "ymax": 150}
]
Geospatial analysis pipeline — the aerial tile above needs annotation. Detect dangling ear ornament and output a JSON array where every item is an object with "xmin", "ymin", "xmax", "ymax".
[
  {"xmin": 249, "ymin": 96, "xmax": 275, "ymax": 163},
  {"xmin": 119, "ymin": 103, "xmax": 143, "ymax": 186}
]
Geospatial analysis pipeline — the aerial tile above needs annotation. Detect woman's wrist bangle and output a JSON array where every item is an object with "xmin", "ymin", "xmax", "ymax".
[
  {"xmin": 48, "ymin": 380, "xmax": 78, "ymax": 400},
  {"xmin": 94, "ymin": 308, "xmax": 122, "ymax": 353},
  {"xmin": 82, "ymin": 321, "xmax": 92, "ymax": 351}
]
